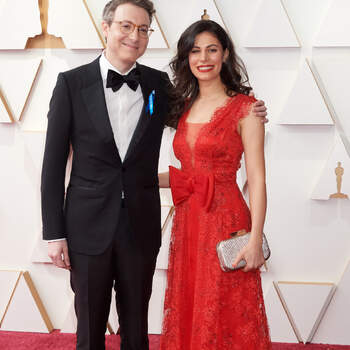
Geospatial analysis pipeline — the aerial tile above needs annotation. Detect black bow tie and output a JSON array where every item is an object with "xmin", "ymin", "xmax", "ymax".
[{"xmin": 106, "ymin": 68, "xmax": 140, "ymax": 92}]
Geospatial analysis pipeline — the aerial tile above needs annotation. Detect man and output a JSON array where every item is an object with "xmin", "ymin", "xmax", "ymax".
[{"xmin": 41, "ymin": 1, "xmax": 268, "ymax": 349}]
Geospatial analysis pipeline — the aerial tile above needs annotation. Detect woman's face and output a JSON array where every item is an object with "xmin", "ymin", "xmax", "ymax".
[{"xmin": 188, "ymin": 31, "xmax": 227, "ymax": 83}]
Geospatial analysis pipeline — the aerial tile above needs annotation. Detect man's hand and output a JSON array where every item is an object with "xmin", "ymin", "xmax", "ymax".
[
  {"xmin": 249, "ymin": 91, "xmax": 268, "ymax": 123},
  {"xmin": 48, "ymin": 240, "xmax": 71, "ymax": 270}
]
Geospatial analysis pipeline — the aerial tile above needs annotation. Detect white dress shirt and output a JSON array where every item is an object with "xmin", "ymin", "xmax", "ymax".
[
  {"xmin": 47, "ymin": 52, "xmax": 143, "ymax": 242},
  {"xmin": 100, "ymin": 52, "xmax": 144, "ymax": 161}
]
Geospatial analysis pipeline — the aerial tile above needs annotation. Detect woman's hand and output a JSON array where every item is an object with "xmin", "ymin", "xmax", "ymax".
[{"xmin": 232, "ymin": 237, "xmax": 265, "ymax": 272}]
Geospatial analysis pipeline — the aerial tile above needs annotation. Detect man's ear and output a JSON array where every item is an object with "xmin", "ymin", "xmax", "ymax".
[{"xmin": 101, "ymin": 21, "xmax": 109, "ymax": 42}]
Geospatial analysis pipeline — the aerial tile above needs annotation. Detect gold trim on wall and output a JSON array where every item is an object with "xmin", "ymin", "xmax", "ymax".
[
  {"xmin": 273, "ymin": 281, "xmax": 303, "ymax": 343},
  {"xmin": 23, "ymin": 271, "xmax": 54, "ymax": 332},
  {"xmin": 154, "ymin": 14, "xmax": 170, "ymax": 49},
  {"xmin": 0, "ymin": 89, "xmax": 15, "ymax": 123},
  {"xmin": 19, "ymin": 59, "xmax": 43, "ymax": 121},
  {"xmin": 0, "ymin": 271, "xmax": 21, "ymax": 327},
  {"xmin": 161, "ymin": 205, "xmax": 175, "ymax": 237},
  {"xmin": 275, "ymin": 280, "xmax": 337, "ymax": 343},
  {"xmin": 83, "ymin": 0, "xmax": 106, "ymax": 49}
]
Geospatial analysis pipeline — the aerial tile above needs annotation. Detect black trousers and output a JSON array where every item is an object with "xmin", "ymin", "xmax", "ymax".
[{"xmin": 69, "ymin": 206, "xmax": 158, "ymax": 350}]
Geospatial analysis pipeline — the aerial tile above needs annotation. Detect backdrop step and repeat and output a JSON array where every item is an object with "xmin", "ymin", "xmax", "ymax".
[{"xmin": 0, "ymin": 0, "xmax": 350, "ymax": 345}]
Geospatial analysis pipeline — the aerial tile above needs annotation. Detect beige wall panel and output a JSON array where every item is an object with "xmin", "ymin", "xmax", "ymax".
[
  {"xmin": 0, "ymin": 271, "xmax": 21, "ymax": 326},
  {"xmin": 0, "ymin": 272, "xmax": 53, "ymax": 333},
  {"xmin": 152, "ymin": 0, "xmax": 226, "ymax": 47},
  {"xmin": 60, "ymin": 297, "xmax": 76, "ymax": 333},
  {"xmin": 156, "ymin": 206, "xmax": 173, "ymax": 270},
  {"xmin": 313, "ymin": 55, "xmax": 350, "ymax": 152},
  {"xmin": 0, "ymin": 58, "xmax": 42, "ymax": 121},
  {"xmin": 148, "ymin": 16, "xmax": 169, "ymax": 49},
  {"xmin": 315, "ymin": 0, "xmax": 350, "ymax": 47},
  {"xmin": 278, "ymin": 60, "xmax": 333, "ymax": 125},
  {"xmin": 277, "ymin": 281, "xmax": 336, "ymax": 343},
  {"xmin": 244, "ymin": 0, "xmax": 300, "ymax": 47},
  {"xmin": 311, "ymin": 132, "xmax": 350, "ymax": 200},
  {"xmin": 0, "ymin": 91, "xmax": 14, "ymax": 123},
  {"xmin": 0, "ymin": 0, "xmax": 41, "ymax": 49},
  {"xmin": 148, "ymin": 269, "xmax": 167, "ymax": 334},
  {"xmin": 313, "ymin": 261, "xmax": 350, "ymax": 344},
  {"xmin": 20, "ymin": 52, "xmax": 99, "ymax": 131},
  {"xmin": 264, "ymin": 284, "xmax": 298, "ymax": 343},
  {"xmin": 282, "ymin": 0, "xmax": 332, "ymax": 47},
  {"xmin": 47, "ymin": 0, "xmax": 104, "ymax": 49}
]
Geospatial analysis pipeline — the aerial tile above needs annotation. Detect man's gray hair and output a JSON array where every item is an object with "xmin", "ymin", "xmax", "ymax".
[{"xmin": 102, "ymin": 0, "xmax": 155, "ymax": 25}]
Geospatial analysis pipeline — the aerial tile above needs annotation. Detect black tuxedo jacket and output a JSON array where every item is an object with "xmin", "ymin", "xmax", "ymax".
[{"xmin": 41, "ymin": 57, "xmax": 170, "ymax": 256}]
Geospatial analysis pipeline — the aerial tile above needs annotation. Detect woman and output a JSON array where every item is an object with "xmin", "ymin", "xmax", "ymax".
[{"xmin": 159, "ymin": 20, "xmax": 271, "ymax": 350}]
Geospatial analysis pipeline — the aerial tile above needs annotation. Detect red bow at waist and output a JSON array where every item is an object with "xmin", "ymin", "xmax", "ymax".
[{"xmin": 169, "ymin": 166, "xmax": 214, "ymax": 212}]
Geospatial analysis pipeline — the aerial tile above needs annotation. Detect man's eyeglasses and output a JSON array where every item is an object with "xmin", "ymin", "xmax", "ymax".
[{"xmin": 113, "ymin": 21, "xmax": 154, "ymax": 38}]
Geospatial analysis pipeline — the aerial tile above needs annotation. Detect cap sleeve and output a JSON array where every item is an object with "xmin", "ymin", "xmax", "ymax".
[{"xmin": 235, "ymin": 94, "xmax": 257, "ymax": 123}]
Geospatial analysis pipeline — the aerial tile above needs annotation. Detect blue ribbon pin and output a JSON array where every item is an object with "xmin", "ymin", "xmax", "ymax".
[{"xmin": 146, "ymin": 90, "xmax": 155, "ymax": 116}]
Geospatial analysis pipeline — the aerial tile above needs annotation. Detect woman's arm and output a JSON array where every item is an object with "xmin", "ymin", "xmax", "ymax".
[
  {"xmin": 233, "ymin": 106, "xmax": 267, "ymax": 272},
  {"xmin": 159, "ymin": 172, "xmax": 170, "ymax": 188}
]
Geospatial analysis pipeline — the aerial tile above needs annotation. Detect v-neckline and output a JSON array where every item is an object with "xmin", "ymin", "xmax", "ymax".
[
  {"xmin": 182, "ymin": 94, "xmax": 239, "ymax": 168},
  {"xmin": 185, "ymin": 94, "xmax": 238, "ymax": 125}
]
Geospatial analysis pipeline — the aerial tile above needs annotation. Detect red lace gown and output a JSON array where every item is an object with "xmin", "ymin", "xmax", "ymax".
[{"xmin": 160, "ymin": 94, "xmax": 271, "ymax": 350}]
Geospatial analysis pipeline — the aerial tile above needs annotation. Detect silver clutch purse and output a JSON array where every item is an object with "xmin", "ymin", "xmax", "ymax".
[{"xmin": 216, "ymin": 231, "xmax": 271, "ymax": 272}]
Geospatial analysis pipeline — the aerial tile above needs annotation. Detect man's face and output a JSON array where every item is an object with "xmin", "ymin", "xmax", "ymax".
[{"xmin": 102, "ymin": 3, "xmax": 150, "ymax": 66}]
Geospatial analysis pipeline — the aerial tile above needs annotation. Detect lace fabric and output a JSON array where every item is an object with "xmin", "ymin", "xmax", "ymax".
[{"xmin": 160, "ymin": 94, "xmax": 271, "ymax": 350}]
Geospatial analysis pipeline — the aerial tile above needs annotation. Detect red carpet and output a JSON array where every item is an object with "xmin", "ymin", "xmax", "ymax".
[{"xmin": 0, "ymin": 330, "xmax": 349, "ymax": 350}]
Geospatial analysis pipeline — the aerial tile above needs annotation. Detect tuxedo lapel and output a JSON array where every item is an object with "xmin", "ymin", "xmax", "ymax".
[
  {"xmin": 81, "ymin": 59, "xmax": 122, "ymax": 163},
  {"xmin": 124, "ymin": 63, "xmax": 155, "ymax": 163}
]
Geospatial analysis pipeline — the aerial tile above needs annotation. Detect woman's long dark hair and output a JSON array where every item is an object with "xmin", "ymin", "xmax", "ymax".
[{"xmin": 167, "ymin": 20, "xmax": 252, "ymax": 128}]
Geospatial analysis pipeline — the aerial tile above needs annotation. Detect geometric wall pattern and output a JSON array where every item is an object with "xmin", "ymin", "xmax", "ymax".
[
  {"xmin": 265, "ymin": 281, "xmax": 337, "ymax": 344},
  {"xmin": 0, "ymin": 90, "xmax": 14, "ymax": 123},
  {"xmin": 19, "ymin": 57, "xmax": 71, "ymax": 132},
  {"xmin": 276, "ymin": 281, "xmax": 336, "ymax": 343},
  {"xmin": 314, "ymin": 0, "xmax": 350, "ymax": 47},
  {"xmin": 0, "ymin": 58, "xmax": 42, "ymax": 122},
  {"xmin": 0, "ymin": 271, "xmax": 53, "ymax": 333},
  {"xmin": 46, "ymin": 0, "xmax": 169, "ymax": 50},
  {"xmin": 278, "ymin": 60, "xmax": 333, "ymax": 125},
  {"xmin": 311, "ymin": 131, "xmax": 350, "ymax": 200},
  {"xmin": 47, "ymin": 0, "xmax": 104, "ymax": 49},
  {"xmin": 0, "ymin": 271, "xmax": 21, "ymax": 326},
  {"xmin": 153, "ymin": 0, "xmax": 226, "ymax": 47},
  {"xmin": 0, "ymin": 0, "xmax": 41, "ymax": 49},
  {"xmin": 244, "ymin": 0, "xmax": 300, "ymax": 47},
  {"xmin": 188, "ymin": 0, "xmax": 227, "ymax": 31},
  {"xmin": 1, "ymin": 0, "xmax": 350, "ymax": 344},
  {"xmin": 313, "ymin": 261, "xmax": 350, "ymax": 345},
  {"xmin": 264, "ymin": 284, "xmax": 299, "ymax": 343},
  {"xmin": 156, "ymin": 206, "xmax": 174, "ymax": 270},
  {"xmin": 148, "ymin": 16, "xmax": 169, "ymax": 49}
]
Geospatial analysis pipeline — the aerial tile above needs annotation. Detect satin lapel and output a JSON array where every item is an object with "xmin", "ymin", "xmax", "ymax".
[
  {"xmin": 124, "ymin": 64, "xmax": 154, "ymax": 162},
  {"xmin": 81, "ymin": 60, "xmax": 122, "ymax": 163}
]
